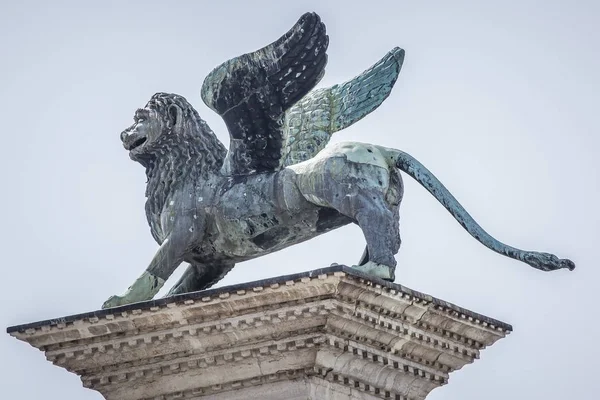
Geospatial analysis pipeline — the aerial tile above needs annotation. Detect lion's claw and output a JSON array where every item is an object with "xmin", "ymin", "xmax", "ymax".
[{"xmin": 102, "ymin": 295, "xmax": 125, "ymax": 309}]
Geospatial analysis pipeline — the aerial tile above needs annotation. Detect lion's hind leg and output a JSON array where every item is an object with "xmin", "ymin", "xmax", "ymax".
[
  {"xmin": 295, "ymin": 145, "xmax": 403, "ymax": 281},
  {"xmin": 348, "ymin": 193, "xmax": 401, "ymax": 280},
  {"xmin": 321, "ymin": 167, "xmax": 401, "ymax": 280}
]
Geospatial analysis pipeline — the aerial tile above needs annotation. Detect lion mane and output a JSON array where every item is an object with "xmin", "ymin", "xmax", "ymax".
[{"xmin": 142, "ymin": 93, "xmax": 227, "ymax": 227}]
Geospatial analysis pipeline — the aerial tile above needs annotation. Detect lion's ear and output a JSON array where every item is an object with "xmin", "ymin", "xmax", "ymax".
[{"xmin": 168, "ymin": 104, "xmax": 183, "ymax": 131}]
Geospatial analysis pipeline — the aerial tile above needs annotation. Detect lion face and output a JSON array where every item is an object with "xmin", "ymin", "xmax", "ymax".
[
  {"xmin": 120, "ymin": 107, "xmax": 167, "ymax": 161},
  {"xmin": 120, "ymin": 93, "xmax": 228, "ymax": 172}
]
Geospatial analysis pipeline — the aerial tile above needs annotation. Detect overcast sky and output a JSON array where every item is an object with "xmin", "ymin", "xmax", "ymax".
[{"xmin": 1, "ymin": 0, "xmax": 598, "ymax": 398}]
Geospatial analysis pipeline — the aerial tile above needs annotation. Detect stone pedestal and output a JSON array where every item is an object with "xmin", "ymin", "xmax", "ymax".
[{"xmin": 7, "ymin": 265, "xmax": 511, "ymax": 400}]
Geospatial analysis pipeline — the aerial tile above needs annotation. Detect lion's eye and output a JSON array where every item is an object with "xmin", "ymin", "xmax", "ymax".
[{"xmin": 137, "ymin": 118, "xmax": 145, "ymax": 123}]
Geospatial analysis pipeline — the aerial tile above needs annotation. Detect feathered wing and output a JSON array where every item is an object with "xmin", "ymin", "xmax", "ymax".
[
  {"xmin": 282, "ymin": 47, "xmax": 405, "ymax": 166},
  {"xmin": 201, "ymin": 12, "xmax": 329, "ymax": 176}
]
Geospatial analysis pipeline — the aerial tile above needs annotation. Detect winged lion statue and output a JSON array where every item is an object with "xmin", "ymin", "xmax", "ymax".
[{"xmin": 103, "ymin": 12, "xmax": 574, "ymax": 309}]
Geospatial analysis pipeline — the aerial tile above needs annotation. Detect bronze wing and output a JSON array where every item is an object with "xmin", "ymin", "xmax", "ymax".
[
  {"xmin": 201, "ymin": 12, "xmax": 329, "ymax": 175},
  {"xmin": 282, "ymin": 47, "xmax": 405, "ymax": 166}
]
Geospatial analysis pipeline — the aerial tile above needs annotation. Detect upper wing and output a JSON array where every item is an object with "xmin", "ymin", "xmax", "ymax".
[
  {"xmin": 201, "ymin": 12, "xmax": 329, "ymax": 175},
  {"xmin": 282, "ymin": 47, "xmax": 405, "ymax": 166}
]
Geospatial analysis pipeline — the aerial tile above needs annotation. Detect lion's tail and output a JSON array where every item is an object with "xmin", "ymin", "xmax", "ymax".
[{"xmin": 380, "ymin": 147, "xmax": 575, "ymax": 272}]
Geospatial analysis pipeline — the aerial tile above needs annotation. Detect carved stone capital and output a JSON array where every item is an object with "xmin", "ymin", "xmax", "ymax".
[{"xmin": 8, "ymin": 266, "xmax": 510, "ymax": 400}]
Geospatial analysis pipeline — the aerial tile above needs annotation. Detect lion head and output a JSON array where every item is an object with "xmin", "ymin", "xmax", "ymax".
[{"xmin": 120, "ymin": 92, "xmax": 226, "ymax": 173}]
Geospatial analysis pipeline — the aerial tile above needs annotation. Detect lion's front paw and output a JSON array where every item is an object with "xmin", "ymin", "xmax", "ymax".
[{"xmin": 102, "ymin": 295, "xmax": 126, "ymax": 309}]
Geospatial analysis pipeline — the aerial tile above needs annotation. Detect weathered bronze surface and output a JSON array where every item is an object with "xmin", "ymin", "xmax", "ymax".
[{"xmin": 102, "ymin": 12, "xmax": 574, "ymax": 309}]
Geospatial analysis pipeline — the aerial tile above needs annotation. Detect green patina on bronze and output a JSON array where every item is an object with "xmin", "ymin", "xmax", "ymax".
[{"xmin": 102, "ymin": 12, "xmax": 574, "ymax": 309}]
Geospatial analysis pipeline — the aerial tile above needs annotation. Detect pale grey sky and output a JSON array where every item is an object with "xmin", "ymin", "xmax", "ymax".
[{"xmin": 1, "ymin": 0, "xmax": 598, "ymax": 398}]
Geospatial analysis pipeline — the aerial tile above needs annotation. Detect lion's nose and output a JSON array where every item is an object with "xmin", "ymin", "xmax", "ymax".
[{"xmin": 120, "ymin": 129, "xmax": 131, "ymax": 142}]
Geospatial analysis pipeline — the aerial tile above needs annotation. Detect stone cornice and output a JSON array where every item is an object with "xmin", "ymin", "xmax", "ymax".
[
  {"xmin": 8, "ymin": 265, "xmax": 511, "ymax": 399},
  {"xmin": 7, "ymin": 265, "xmax": 512, "ymax": 335}
]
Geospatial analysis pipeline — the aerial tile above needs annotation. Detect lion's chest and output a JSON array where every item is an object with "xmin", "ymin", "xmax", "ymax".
[
  {"xmin": 147, "ymin": 195, "xmax": 183, "ymax": 244},
  {"xmin": 147, "ymin": 182, "xmax": 209, "ymax": 245}
]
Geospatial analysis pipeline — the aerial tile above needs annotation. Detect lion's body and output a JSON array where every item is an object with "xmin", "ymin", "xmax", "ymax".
[{"xmin": 152, "ymin": 142, "xmax": 401, "ymax": 269}]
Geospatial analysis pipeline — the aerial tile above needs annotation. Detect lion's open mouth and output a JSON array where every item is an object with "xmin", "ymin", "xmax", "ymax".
[{"xmin": 128, "ymin": 137, "xmax": 147, "ymax": 151}]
